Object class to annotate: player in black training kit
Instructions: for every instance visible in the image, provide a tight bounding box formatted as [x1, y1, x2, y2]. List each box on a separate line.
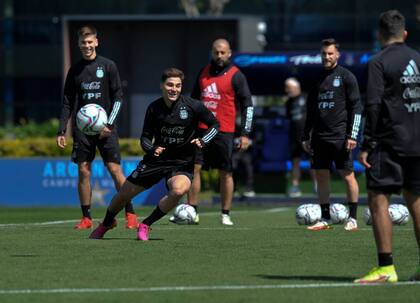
[89, 68, 219, 241]
[302, 38, 362, 231]
[56, 25, 138, 229]
[355, 10, 420, 283]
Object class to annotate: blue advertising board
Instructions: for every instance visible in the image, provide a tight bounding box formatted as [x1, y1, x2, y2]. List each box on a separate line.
[0, 157, 167, 207]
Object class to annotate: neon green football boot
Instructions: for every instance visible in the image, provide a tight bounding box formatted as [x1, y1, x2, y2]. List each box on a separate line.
[354, 265, 398, 283]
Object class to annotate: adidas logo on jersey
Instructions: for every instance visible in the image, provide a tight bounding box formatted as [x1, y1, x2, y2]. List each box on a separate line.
[400, 60, 420, 84]
[202, 83, 221, 100]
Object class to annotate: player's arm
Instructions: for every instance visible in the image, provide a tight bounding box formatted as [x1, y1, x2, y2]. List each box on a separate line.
[302, 86, 317, 152]
[191, 101, 220, 148]
[56, 68, 76, 149]
[232, 71, 253, 150]
[103, 61, 123, 137]
[344, 72, 363, 150]
[359, 58, 384, 168]
[140, 105, 165, 156]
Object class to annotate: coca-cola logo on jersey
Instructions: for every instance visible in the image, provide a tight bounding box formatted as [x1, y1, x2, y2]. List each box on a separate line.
[161, 126, 185, 135]
[403, 87, 420, 100]
[81, 81, 101, 90]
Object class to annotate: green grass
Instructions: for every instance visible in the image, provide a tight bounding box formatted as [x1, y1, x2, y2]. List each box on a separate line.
[0, 205, 419, 303]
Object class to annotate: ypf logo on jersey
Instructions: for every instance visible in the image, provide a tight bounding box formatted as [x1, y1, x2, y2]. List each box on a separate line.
[96, 66, 104, 78]
[400, 60, 420, 84]
[179, 107, 188, 119]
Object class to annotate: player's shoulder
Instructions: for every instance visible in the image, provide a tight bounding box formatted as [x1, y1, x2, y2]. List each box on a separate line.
[337, 65, 357, 81]
[180, 95, 201, 107]
[96, 55, 117, 67]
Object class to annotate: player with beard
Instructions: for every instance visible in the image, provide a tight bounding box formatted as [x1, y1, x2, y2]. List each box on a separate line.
[302, 38, 362, 232]
[89, 68, 219, 240]
[172, 38, 253, 226]
[355, 10, 420, 283]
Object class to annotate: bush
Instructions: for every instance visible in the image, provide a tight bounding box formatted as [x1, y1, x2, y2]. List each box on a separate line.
[0, 119, 60, 139]
[0, 138, 143, 157]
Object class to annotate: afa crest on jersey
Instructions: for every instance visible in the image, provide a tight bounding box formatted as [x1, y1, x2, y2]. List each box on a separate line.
[179, 108, 188, 119]
[333, 77, 341, 87]
[96, 67, 104, 78]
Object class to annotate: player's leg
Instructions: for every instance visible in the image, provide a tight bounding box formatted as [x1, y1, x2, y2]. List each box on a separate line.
[288, 157, 302, 197]
[187, 163, 202, 208]
[355, 145, 400, 283]
[76, 161, 93, 229]
[339, 169, 359, 231]
[354, 191, 397, 283]
[99, 132, 138, 228]
[220, 169, 234, 225]
[242, 152, 255, 197]
[140, 174, 192, 240]
[307, 140, 333, 230]
[89, 180, 144, 239]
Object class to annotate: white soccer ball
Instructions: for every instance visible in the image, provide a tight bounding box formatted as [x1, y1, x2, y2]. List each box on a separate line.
[173, 204, 197, 224]
[330, 203, 349, 224]
[363, 207, 372, 225]
[296, 203, 321, 225]
[389, 204, 410, 225]
[76, 103, 108, 135]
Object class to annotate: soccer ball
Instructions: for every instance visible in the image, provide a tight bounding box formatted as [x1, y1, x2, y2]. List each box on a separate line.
[173, 204, 197, 225]
[363, 204, 409, 226]
[296, 204, 321, 225]
[389, 204, 410, 225]
[329, 203, 349, 224]
[363, 207, 372, 225]
[76, 103, 108, 135]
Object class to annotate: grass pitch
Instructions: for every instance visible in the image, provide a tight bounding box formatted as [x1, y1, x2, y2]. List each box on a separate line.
[0, 205, 419, 303]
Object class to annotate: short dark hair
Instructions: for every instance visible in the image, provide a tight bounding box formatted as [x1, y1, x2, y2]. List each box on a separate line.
[77, 25, 97, 38]
[378, 10, 405, 40]
[321, 38, 339, 51]
[161, 68, 184, 82]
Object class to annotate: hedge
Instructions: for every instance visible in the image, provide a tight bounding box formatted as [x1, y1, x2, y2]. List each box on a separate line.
[0, 138, 144, 157]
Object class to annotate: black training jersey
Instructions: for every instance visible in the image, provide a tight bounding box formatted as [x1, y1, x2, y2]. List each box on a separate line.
[58, 55, 123, 134]
[140, 95, 219, 165]
[303, 65, 362, 142]
[286, 94, 306, 127]
[363, 42, 420, 156]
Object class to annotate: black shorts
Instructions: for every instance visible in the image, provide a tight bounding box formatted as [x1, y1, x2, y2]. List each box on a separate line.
[126, 160, 194, 189]
[311, 138, 353, 170]
[366, 144, 420, 195]
[71, 128, 121, 164]
[195, 131, 234, 172]
[289, 123, 305, 159]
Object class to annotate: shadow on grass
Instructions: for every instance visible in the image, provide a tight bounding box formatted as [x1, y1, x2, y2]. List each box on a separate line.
[256, 274, 352, 282]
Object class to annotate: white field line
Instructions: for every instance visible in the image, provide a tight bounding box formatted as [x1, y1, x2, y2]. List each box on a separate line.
[0, 281, 419, 295]
[0, 208, 290, 228]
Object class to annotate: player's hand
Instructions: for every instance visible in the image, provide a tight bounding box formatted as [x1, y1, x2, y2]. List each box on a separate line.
[191, 138, 203, 149]
[154, 146, 166, 156]
[302, 141, 311, 153]
[56, 135, 66, 149]
[346, 138, 357, 151]
[358, 150, 371, 169]
[237, 136, 250, 151]
[99, 126, 112, 139]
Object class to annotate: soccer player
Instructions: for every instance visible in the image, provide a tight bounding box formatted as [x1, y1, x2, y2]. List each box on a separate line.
[284, 77, 316, 197]
[56, 25, 138, 229]
[185, 38, 254, 225]
[89, 68, 219, 241]
[355, 10, 420, 283]
[302, 38, 362, 231]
